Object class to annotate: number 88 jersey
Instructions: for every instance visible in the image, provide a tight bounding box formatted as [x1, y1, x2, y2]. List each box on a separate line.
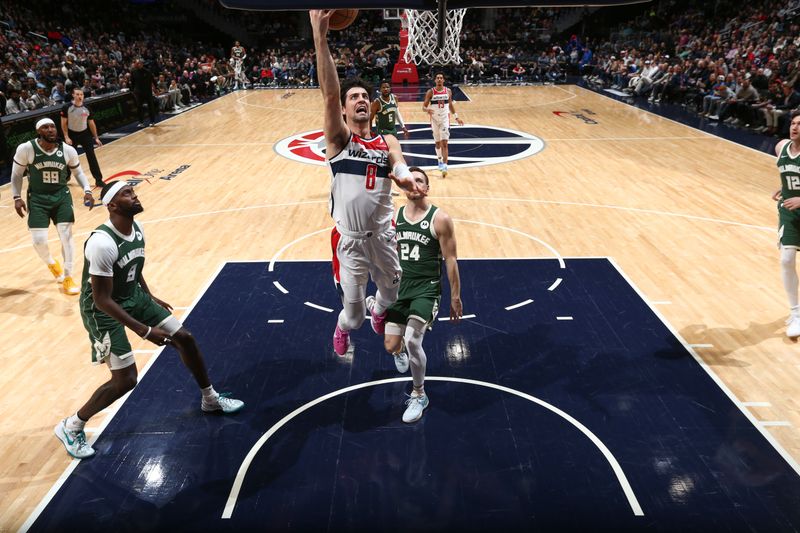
[394, 204, 442, 280]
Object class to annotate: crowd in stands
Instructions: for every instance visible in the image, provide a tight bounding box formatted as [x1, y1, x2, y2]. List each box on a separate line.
[5, 0, 800, 139]
[578, 0, 800, 137]
[0, 0, 233, 117]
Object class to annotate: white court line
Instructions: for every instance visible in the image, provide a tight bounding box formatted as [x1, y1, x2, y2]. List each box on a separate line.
[438, 314, 476, 321]
[267, 320, 284, 324]
[505, 299, 534, 311]
[556, 316, 574, 321]
[743, 402, 772, 407]
[273, 281, 289, 294]
[544, 135, 711, 142]
[689, 344, 714, 349]
[607, 257, 800, 478]
[548, 278, 563, 291]
[574, 84, 775, 160]
[268, 227, 331, 272]
[454, 219, 565, 269]
[1, 190, 775, 257]
[304, 302, 333, 313]
[220, 375, 643, 519]
[651, 301, 672, 305]
[19, 260, 229, 533]
[760, 421, 792, 427]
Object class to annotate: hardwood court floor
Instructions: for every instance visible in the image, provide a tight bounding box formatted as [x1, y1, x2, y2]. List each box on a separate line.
[1, 85, 797, 530]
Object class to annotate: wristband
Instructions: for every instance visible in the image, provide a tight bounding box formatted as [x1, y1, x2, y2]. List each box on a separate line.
[393, 162, 412, 180]
[454, 113, 459, 119]
[13, 196, 21, 200]
[141, 326, 152, 340]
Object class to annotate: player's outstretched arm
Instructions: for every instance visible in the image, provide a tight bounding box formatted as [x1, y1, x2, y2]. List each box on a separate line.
[311, 9, 349, 155]
[385, 135, 423, 194]
[436, 211, 462, 322]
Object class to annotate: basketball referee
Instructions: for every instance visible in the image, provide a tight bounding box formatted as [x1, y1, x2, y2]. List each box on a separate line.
[61, 87, 104, 187]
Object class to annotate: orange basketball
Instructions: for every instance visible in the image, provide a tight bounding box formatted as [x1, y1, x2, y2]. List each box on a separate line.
[329, 9, 358, 31]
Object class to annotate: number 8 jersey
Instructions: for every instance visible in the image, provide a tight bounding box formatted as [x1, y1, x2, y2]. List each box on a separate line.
[328, 133, 393, 232]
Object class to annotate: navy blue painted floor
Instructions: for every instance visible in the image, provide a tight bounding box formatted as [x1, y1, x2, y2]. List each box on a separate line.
[31, 259, 800, 531]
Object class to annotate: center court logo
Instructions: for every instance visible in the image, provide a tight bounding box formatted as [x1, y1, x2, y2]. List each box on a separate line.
[274, 123, 545, 170]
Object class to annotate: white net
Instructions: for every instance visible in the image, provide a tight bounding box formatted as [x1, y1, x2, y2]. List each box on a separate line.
[404, 8, 466, 65]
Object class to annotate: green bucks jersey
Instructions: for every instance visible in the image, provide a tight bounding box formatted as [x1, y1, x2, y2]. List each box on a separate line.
[395, 205, 442, 280]
[27, 140, 71, 196]
[375, 94, 400, 134]
[80, 222, 146, 310]
[778, 141, 800, 201]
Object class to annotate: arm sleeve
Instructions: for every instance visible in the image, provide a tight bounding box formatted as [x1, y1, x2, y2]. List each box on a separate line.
[84, 232, 118, 277]
[64, 144, 91, 192]
[60, 103, 69, 118]
[10, 143, 33, 197]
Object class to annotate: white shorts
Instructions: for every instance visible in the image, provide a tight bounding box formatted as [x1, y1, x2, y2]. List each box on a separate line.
[431, 116, 450, 142]
[331, 226, 402, 302]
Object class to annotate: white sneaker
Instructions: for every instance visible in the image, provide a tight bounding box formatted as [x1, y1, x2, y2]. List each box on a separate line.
[787, 315, 800, 337]
[394, 349, 409, 373]
[54, 419, 95, 459]
[202, 393, 245, 413]
[402, 393, 429, 423]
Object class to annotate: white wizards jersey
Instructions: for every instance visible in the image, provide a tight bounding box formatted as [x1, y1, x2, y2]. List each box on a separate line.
[430, 87, 450, 123]
[328, 133, 393, 232]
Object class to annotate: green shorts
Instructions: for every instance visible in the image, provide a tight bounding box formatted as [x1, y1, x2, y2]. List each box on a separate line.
[27, 189, 74, 229]
[778, 203, 800, 248]
[386, 278, 441, 327]
[80, 286, 178, 367]
[377, 127, 398, 137]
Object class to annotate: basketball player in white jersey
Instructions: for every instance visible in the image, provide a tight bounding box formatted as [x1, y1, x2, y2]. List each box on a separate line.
[422, 73, 464, 178]
[311, 10, 423, 356]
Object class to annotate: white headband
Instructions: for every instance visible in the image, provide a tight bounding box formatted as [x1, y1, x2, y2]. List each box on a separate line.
[35, 118, 55, 130]
[102, 181, 129, 206]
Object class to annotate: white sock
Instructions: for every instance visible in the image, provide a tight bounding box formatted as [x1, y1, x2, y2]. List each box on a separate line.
[780, 246, 799, 310]
[411, 386, 425, 397]
[435, 146, 442, 162]
[66, 413, 86, 432]
[30, 229, 53, 265]
[201, 385, 218, 402]
[56, 223, 74, 276]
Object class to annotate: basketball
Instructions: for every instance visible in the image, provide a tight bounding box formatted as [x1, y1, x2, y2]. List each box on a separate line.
[328, 9, 358, 31]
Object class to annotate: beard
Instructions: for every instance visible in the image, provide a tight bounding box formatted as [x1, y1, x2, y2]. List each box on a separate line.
[120, 203, 144, 217]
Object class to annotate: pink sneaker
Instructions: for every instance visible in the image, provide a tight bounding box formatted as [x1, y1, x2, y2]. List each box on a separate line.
[365, 295, 387, 335]
[333, 325, 350, 356]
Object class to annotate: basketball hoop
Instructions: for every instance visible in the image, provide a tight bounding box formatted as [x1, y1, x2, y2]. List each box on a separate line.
[403, 5, 466, 66]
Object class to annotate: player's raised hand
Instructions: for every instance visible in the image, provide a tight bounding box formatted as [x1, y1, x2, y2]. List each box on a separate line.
[309, 9, 335, 34]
